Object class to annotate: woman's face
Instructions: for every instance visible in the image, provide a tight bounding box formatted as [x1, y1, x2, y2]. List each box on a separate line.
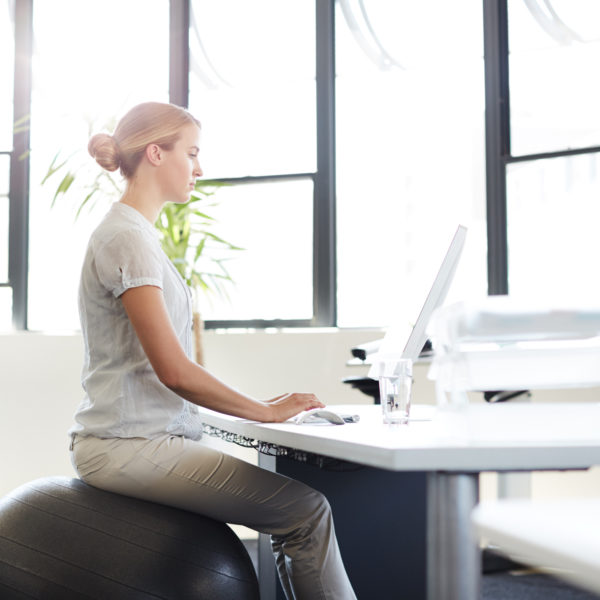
[160, 123, 203, 204]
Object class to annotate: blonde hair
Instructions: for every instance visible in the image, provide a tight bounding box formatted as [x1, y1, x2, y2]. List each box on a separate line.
[88, 102, 200, 179]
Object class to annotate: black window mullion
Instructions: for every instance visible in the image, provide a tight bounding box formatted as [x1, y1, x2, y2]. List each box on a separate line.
[483, 0, 510, 296]
[508, 145, 600, 164]
[206, 319, 313, 330]
[9, 0, 33, 330]
[314, 0, 336, 327]
[169, 0, 190, 108]
[202, 173, 315, 186]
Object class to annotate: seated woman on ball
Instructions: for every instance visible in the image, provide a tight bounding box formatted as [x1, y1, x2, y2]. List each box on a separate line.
[69, 101, 356, 600]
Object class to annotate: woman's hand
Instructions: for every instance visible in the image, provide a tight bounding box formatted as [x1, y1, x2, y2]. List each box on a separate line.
[263, 393, 325, 423]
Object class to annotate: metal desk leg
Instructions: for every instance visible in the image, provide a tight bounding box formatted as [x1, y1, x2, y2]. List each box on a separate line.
[427, 472, 481, 600]
[257, 455, 278, 600]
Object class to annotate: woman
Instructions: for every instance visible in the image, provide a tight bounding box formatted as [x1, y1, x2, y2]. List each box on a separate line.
[69, 101, 356, 600]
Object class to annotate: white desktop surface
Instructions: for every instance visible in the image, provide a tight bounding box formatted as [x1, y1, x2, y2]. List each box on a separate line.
[472, 498, 600, 595]
[198, 402, 600, 472]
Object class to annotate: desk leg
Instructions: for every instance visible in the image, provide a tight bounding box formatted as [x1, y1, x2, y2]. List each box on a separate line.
[427, 472, 480, 600]
[257, 456, 279, 600]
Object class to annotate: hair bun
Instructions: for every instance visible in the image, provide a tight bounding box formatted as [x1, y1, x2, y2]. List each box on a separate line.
[88, 133, 120, 172]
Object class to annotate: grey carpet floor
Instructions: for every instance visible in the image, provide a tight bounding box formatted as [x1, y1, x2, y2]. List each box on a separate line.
[243, 539, 600, 599]
[482, 571, 600, 600]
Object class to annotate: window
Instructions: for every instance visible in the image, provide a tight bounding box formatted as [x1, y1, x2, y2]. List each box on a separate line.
[504, 0, 600, 298]
[335, 1, 487, 327]
[0, 154, 8, 283]
[0, 0, 14, 330]
[507, 153, 600, 298]
[188, 1, 316, 179]
[26, 0, 169, 331]
[508, 0, 600, 156]
[196, 179, 314, 321]
[0, 0, 12, 151]
[187, 0, 316, 323]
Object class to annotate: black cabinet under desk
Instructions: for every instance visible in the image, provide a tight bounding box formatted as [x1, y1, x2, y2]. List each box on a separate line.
[258, 453, 428, 600]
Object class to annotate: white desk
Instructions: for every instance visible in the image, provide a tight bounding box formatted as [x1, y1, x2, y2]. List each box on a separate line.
[198, 402, 600, 600]
[472, 498, 600, 597]
[200, 402, 600, 470]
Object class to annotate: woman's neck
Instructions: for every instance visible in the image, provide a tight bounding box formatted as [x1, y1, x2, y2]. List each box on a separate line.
[120, 177, 164, 224]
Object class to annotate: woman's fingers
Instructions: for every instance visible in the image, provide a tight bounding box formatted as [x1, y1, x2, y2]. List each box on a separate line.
[264, 392, 325, 422]
[265, 393, 289, 404]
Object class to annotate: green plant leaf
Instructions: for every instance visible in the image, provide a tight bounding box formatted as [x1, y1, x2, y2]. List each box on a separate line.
[50, 172, 76, 208]
[190, 210, 216, 221]
[193, 238, 206, 262]
[13, 113, 30, 134]
[75, 188, 98, 220]
[41, 152, 70, 185]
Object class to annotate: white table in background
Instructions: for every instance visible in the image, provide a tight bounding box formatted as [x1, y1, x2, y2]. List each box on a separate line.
[472, 498, 600, 597]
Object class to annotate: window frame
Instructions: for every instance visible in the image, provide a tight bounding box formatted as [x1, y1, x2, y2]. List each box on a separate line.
[9, 0, 337, 331]
[0, 150, 13, 283]
[11, 0, 595, 330]
[483, 0, 600, 296]
[8, 0, 32, 330]
[177, 0, 337, 329]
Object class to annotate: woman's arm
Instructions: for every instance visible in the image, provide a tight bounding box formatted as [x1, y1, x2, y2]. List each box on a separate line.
[120, 285, 324, 422]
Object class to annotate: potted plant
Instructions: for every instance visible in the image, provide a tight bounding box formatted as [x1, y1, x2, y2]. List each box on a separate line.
[42, 135, 241, 365]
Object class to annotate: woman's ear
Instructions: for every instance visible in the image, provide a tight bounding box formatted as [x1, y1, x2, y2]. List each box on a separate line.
[145, 143, 163, 166]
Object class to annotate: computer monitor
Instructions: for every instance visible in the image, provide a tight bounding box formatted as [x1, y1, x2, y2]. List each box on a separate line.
[368, 224, 467, 376]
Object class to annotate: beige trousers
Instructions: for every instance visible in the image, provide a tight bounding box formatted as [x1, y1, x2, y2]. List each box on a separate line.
[70, 433, 356, 600]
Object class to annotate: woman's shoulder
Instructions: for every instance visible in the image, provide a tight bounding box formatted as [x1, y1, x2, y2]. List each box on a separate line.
[92, 203, 158, 248]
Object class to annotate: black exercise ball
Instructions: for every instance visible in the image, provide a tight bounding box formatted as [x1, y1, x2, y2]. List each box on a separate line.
[0, 476, 259, 599]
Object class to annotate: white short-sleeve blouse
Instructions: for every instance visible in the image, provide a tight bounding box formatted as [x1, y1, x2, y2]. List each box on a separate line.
[69, 202, 203, 440]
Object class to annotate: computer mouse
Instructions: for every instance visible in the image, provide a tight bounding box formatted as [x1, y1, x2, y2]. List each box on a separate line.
[295, 408, 346, 425]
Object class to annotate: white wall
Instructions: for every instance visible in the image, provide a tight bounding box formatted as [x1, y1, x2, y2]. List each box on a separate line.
[2, 330, 600, 503]
[0, 333, 85, 496]
[0, 328, 384, 497]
